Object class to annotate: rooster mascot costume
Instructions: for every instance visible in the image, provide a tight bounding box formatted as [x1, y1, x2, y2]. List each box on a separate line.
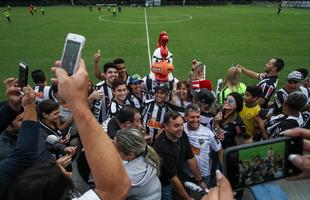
[143, 31, 178, 99]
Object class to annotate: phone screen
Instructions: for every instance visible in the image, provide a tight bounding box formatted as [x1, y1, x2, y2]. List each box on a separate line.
[61, 40, 81, 75]
[225, 137, 302, 190]
[18, 63, 28, 87]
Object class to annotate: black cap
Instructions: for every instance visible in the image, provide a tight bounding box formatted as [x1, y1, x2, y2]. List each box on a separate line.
[155, 83, 169, 93]
[193, 88, 214, 106]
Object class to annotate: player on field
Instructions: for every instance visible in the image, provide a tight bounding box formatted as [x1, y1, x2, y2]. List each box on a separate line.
[3, 10, 11, 23]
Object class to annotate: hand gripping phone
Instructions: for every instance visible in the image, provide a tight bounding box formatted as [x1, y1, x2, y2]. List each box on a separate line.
[60, 33, 85, 75]
[223, 136, 303, 190]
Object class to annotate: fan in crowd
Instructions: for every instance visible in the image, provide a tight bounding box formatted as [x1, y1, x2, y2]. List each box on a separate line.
[2, 41, 310, 200]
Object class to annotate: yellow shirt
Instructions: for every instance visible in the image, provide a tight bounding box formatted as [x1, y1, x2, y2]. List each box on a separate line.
[239, 102, 261, 137]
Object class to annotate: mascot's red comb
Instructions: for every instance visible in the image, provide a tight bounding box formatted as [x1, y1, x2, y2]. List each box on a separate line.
[157, 31, 169, 59]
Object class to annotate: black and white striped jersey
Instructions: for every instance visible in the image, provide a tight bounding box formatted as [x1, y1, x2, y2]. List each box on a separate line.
[33, 85, 53, 104]
[266, 113, 304, 138]
[92, 81, 113, 123]
[125, 91, 148, 111]
[141, 99, 171, 140]
[274, 86, 310, 113]
[107, 99, 124, 119]
[257, 74, 278, 108]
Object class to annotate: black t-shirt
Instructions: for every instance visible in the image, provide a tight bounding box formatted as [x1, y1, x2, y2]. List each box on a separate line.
[107, 118, 121, 139]
[153, 132, 194, 186]
[220, 116, 245, 149]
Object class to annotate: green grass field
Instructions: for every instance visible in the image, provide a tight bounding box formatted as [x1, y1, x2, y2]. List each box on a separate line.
[239, 141, 285, 161]
[1, 5, 310, 100]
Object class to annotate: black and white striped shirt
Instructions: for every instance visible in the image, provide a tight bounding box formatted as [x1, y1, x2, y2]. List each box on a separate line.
[257, 74, 278, 108]
[274, 86, 310, 114]
[266, 113, 304, 138]
[33, 85, 53, 104]
[107, 99, 124, 119]
[92, 81, 113, 123]
[142, 100, 171, 140]
[125, 91, 148, 111]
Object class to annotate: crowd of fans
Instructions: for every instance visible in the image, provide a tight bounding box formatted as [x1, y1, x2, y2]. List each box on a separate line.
[0, 54, 309, 200]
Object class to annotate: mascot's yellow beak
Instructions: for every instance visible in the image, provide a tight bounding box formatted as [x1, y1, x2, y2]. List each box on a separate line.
[151, 61, 174, 82]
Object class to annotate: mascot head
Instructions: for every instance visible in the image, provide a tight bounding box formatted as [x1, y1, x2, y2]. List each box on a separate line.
[151, 31, 174, 82]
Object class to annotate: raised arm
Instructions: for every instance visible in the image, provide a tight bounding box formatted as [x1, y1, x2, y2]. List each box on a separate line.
[0, 86, 39, 196]
[93, 52, 105, 80]
[237, 65, 260, 80]
[52, 59, 130, 200]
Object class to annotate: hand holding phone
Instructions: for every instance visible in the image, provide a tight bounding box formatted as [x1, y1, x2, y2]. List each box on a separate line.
[60, 33, 85, 75]
[224, 136, 303, 190]
[283, 128, 310, 180]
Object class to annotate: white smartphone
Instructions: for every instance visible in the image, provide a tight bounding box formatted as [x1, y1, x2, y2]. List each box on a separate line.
[18, 62, 29, 88]
[60, 33, 85, 75]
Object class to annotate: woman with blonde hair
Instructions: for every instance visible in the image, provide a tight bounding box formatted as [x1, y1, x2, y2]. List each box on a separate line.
[218, 66, 246, 107]
[114, 128, 161, 200]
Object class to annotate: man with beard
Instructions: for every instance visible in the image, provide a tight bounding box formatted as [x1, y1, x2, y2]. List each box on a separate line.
[237, 58, 284, 108]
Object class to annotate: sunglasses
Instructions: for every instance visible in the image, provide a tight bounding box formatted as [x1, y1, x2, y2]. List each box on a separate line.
[225, 96, 236, 105]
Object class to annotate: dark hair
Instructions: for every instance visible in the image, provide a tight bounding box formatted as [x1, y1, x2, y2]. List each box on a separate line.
[31, 69, 46, 84]
[246, 85, 262, 98]
[113, 58, 125, 65]
[177, 80, 192, 101]
[112, 78, 126, 91]
[8, 162, 75, 200]
[103, 62, 117, 73]
[164, 111, 182, 125]
[285, 91, 307, 111]
[37, 99, 59, 119]
[227, 92, 244, 113]
[296, 68, 308, 79]
[117, 105, 139, 124]
[274, 58, 284, 72]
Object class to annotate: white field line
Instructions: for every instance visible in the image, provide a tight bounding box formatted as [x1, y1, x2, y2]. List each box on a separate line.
[144, 8, 152, 69]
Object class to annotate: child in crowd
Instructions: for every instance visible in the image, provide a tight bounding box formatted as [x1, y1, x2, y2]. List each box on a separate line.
[126, 74, 148, 111]
[142, 84, 171, 143]
[239, 85, 262, 139]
